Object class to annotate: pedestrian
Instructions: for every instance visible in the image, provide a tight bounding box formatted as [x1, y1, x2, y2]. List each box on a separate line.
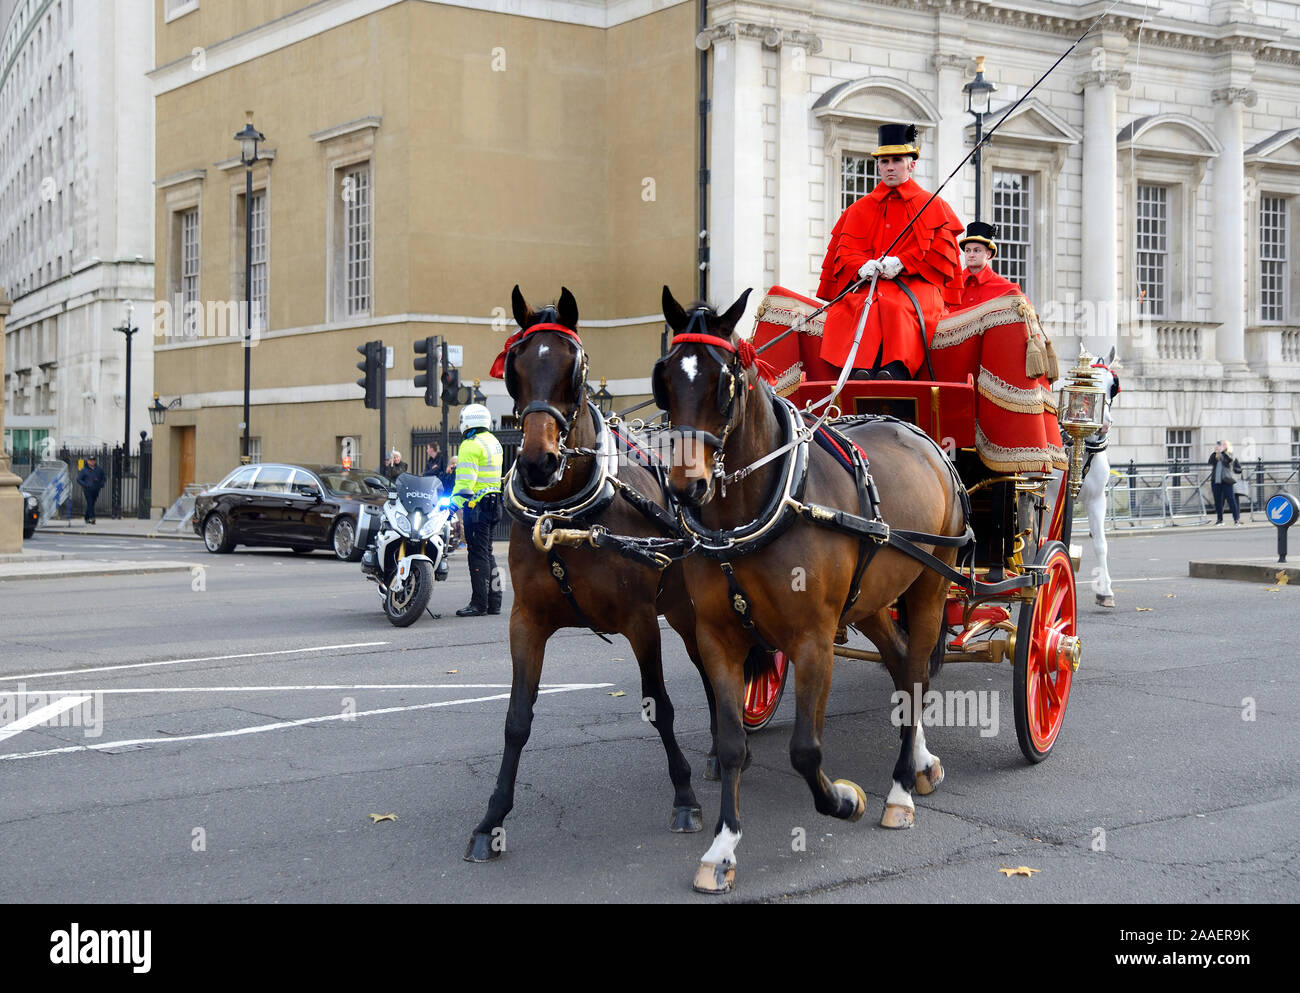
[816, 122, 965, 380]
[1208, 439, 1243, 526]
[76, 454, 105, 524]
[383, 448, 408, 482]
[422, 441, 447, 483]
[448, 404, 503, 616]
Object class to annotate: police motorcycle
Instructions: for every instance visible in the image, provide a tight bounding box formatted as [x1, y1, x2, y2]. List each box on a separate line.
[357, 472, 454, 626]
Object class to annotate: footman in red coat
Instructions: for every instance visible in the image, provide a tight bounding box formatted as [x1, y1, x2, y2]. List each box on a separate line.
[954, 220, 1022, 311]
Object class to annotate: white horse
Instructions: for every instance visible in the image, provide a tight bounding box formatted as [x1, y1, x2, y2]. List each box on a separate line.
[1074, 349, 1120, 608]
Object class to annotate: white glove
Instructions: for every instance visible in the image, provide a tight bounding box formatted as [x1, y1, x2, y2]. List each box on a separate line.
[857, 259, 881, 280]
[878, 256, 903, 279]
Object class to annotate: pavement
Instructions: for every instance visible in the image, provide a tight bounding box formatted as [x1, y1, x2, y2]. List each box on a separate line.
[38, 515, 199, 541]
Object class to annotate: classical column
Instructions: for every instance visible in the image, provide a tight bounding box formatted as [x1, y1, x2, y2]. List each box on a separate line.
[934, 52, 970, 221]
[699, 22, 766, 318]
[1212, 86, 1256, 374]
[777, 29, 822, 295]
[0, 293, 22, 553]
[1075, 66, 1130, 358]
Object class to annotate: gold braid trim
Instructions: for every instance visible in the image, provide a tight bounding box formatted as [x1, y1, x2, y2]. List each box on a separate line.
[931, 296, 1025, 350]
[977, 369, 1054, 415]
[975, 423, 1061, 474]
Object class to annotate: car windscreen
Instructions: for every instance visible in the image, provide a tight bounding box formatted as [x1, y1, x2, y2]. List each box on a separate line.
[393, 472, 443, 514]
[317, 471, 386, 498]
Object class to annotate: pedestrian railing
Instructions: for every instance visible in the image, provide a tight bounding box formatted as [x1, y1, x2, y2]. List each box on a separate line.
[1094, 459, 1300, 531]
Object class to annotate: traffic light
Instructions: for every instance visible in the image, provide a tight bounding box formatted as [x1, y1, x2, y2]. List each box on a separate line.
[440, 363, 460, 408]
[413, 336, 439, 406]
[356, 340, 381, 409]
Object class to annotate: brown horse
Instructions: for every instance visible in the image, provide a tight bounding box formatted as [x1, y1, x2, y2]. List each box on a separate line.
[464, 286, 718, 863]
[655, 285, 968, 894]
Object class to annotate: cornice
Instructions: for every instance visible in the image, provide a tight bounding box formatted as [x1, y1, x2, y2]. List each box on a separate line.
[697, 21, 822, 52]
[1073, 69, 1132, 93]
[1211, 86, 1259, 107]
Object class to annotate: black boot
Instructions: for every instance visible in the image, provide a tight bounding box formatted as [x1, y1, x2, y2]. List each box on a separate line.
[456, 604, 487, 617]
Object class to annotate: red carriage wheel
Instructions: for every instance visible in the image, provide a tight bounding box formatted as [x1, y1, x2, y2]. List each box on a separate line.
[743, 650, 789, 731]
[1013, 541, 1080, 763]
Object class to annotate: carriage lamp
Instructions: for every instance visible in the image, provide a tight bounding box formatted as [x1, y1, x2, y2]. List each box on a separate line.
[1058, 348, 1106, 497]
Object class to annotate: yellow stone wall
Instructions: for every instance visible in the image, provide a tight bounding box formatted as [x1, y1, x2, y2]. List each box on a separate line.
[152, 1, 695, 506]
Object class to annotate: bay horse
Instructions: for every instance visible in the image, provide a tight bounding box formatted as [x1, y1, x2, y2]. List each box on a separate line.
[464, 286, 718, 863]
[655, 285, 968, 894]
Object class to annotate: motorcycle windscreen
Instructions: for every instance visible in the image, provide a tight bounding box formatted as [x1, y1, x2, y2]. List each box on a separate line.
[393, 472, 443, 515]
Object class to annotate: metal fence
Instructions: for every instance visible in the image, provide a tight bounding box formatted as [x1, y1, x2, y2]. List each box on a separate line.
[1094, 459, 1300, 530]
[8, 441, 153, 520]
[410, 426, 523, 540]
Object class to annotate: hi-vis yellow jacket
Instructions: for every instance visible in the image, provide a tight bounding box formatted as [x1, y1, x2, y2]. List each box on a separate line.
[451, 430, 503, 510]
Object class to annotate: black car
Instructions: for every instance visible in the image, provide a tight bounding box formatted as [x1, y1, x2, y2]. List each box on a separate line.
[194, 463, 389, 560]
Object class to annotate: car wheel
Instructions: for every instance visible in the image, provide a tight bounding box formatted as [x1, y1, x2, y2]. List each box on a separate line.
[203, 512, 235, 554]
[332, 516, 361, 561]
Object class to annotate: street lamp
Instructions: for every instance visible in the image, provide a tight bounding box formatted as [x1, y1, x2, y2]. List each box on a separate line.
[593, 378, 615, 416]
[471, 378, 488, 406]
[149, 394, 183, 426]
[113, 300, 138, 455]
[234, 113, 265, 465]
[963, 56, 998, 223]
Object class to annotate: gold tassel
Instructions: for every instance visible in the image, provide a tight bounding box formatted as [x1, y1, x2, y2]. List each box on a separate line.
[1043, 334, 1061, 382]
[1025, 328, 1048, 379]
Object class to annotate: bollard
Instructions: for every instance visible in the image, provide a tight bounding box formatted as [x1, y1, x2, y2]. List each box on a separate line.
[1266, 493, 1300, 563]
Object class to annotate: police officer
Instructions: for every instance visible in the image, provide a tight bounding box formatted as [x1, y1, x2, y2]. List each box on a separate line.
[450, 404, 503, 616]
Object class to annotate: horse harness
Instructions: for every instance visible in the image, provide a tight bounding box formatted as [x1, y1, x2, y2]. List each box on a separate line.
[673, 392, 974, 654]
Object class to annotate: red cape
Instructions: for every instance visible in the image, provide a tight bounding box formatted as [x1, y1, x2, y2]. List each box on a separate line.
[816, 178, 964, 372]
[954, 263, 1022, 312]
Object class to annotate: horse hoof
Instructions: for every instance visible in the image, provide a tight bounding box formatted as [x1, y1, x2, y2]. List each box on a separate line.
[832, 779, 867, 822]
[692, 860, 735, 895]
[1096, 594, 1115, 608]
[914, 760, 944, 796]
[880, 803, 914, 830]
[703, 755, 720, 781]
[463, 832, 502, 862]
[670, 806, 703, 833]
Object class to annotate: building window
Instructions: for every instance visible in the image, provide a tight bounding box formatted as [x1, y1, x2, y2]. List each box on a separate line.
[246, 437, 262, 464]
[1292, 427, 1300, 465]
[1166, 428, 1192, 471]
[179, 207, 199, 335]
[340, 163, 371, 317]
[840, 153, 877, 211]
[1260, 195, 1288, 323]
[992, 170, 1032, 295]
[1136, 184, 1169, 318]
[238, 189, 268, 331]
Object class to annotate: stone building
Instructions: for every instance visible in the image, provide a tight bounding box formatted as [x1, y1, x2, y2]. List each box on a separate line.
[703, 0, 1300, 465]
[0, 0, 155, 458]
[147, 0, 696, 507]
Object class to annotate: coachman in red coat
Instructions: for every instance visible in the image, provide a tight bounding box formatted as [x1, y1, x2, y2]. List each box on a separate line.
[817, 123, 964, 379]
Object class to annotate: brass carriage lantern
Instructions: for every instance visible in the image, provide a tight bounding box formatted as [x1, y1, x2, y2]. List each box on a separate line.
[1058, 348, 1106, 497]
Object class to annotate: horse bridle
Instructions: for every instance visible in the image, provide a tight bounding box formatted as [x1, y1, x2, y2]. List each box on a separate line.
[652, 309, 744, 489]
[503, 308, 590, 473]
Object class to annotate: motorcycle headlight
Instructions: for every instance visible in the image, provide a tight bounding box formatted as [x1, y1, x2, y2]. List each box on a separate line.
[410, 509, 426, 533]
[418, 516, 441, 539]
[391, 511, 412, 535]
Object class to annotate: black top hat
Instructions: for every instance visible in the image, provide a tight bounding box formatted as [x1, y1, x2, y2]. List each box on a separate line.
[959, 220, 998, 256]
[87, 454, 97, 460]
[871, 123, 920, 159]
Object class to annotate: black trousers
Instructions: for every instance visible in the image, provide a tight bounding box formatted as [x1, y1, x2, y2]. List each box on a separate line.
[84, 488, 100, 522]
[1212, 481, 1240, 523]
[465, 495, 502, 610]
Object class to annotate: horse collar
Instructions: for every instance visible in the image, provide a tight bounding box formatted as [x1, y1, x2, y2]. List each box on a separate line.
[504, 400, 616, 527]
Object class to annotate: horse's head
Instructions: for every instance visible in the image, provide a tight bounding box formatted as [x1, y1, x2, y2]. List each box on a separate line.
[1089, 345, 1121, 431]
[500, 285, 586, 489]
[655, 284, 754, 508]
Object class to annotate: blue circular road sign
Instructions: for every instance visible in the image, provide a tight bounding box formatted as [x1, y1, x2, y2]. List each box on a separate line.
[1266, 493, 1299, 528]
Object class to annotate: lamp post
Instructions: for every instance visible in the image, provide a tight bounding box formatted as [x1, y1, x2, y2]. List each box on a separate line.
[234, 114, 265, 465]
[593, 378, 614, 417]
[113, 300, 138, 455]
[963, 56, 997, 223]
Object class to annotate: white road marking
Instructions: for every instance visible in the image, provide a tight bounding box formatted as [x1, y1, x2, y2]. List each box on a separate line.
[0, 696, 93, 744]
[0, 684, 615, 761]
[0, 684, 594, 696]
[0, 642, 390, 683]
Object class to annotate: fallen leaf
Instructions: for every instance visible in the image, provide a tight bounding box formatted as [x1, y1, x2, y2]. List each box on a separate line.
[368, 813, 397, 823]
[1032, 837, 1043, 842]
[999, 866, 1041, 878]
[610, 657, 625, 662]
[446, 669, 458, 674]
[609, 690, 626, 698]
[1265, 587, 1281, 593]
[1135, 607, 1153, 612]
[1165, 594, 1176, 598]
[1276, 571, 1290, 586]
